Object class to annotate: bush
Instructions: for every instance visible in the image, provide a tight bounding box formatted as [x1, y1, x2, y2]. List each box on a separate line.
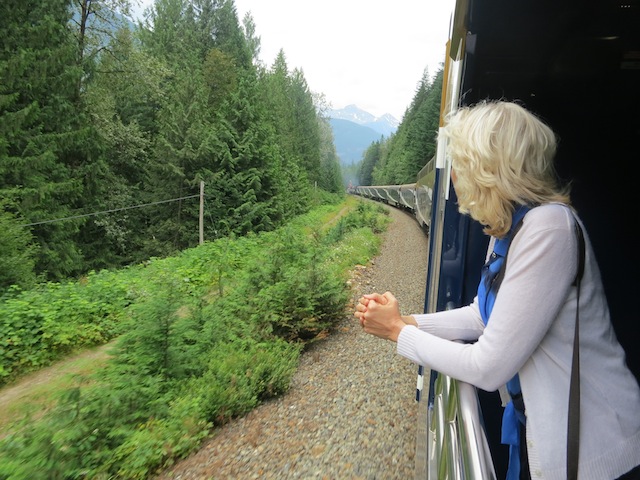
[0, 198, 389, 478]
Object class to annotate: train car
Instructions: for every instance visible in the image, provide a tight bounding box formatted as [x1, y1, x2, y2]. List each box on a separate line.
[417, 0, 640, 478]
[355, 0, 639, 477]
[414, 159, 435, 230]
[353, 157, 436, 231]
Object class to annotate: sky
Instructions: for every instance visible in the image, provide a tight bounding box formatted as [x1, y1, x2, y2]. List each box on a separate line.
[134, 0, 456, 121]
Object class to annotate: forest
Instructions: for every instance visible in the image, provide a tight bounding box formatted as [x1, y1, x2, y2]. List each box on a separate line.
[1, 0, 345, 289]
[0, 0, 445, 476]
[0, 0, 443, 291]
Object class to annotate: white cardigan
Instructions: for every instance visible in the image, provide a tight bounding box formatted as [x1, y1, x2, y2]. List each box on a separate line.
[397, 204, 640, 479]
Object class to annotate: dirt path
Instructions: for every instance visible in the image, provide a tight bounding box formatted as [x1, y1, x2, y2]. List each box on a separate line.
[0, 343, 114, 431]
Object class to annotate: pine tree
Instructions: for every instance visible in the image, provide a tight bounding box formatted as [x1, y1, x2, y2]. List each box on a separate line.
[0, 0, 89, 279]
[81, 26, 166, 267]
[317, 116, 344, 193]
[359, 141, 382, 186]
[367, 66, 444, 186]
[0, 204, 38, 291]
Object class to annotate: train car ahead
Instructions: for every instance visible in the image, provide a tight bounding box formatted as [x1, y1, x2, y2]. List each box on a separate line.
[419, 0, 640, 478]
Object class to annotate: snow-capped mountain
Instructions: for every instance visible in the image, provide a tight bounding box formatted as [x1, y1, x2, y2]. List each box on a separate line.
[328, 104, 399, 137]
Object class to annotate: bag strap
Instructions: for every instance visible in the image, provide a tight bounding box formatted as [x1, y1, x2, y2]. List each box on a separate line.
[567, 219, 585, 480]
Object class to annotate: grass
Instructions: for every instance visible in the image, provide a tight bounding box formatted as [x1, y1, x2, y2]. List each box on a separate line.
[0, 197, 361, 438]
[0, 343, 113, 436]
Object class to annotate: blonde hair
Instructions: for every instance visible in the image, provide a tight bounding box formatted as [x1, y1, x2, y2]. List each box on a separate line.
[440, 100, 571, 237]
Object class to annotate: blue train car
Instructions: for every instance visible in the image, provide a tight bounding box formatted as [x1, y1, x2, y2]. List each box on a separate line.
[418, 0, 640, 478]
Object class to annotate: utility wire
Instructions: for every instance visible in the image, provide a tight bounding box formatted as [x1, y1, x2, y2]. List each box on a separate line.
[20, 194, 201, 227]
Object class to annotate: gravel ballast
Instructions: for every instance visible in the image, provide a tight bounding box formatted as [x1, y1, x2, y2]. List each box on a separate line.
[156, 204, 430, 480]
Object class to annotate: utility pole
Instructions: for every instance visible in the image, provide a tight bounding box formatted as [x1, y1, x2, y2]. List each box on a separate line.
[199, 181, 204, 245]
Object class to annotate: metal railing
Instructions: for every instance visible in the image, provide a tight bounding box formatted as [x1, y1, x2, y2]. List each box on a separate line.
[416, 371, 496, 479]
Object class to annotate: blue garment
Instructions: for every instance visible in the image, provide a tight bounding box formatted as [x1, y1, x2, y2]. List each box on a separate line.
[477, 205, 530, 480]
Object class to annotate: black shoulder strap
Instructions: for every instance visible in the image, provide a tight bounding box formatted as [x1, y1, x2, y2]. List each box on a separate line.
[491, 208, 585, 479]
[567, 219, 585, 480]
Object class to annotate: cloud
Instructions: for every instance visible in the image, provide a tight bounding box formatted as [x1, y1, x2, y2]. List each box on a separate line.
[235, 0, 455, 120]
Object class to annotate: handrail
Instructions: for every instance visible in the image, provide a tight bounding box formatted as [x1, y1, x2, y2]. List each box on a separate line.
[416, 371, 497, 479]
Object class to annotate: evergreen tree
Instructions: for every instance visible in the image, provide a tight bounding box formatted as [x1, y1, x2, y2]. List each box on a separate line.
[368, 66, 443, 186]
[138, 0, 219, 253]
[206, 0, 252, 69]
[317, 115, 344, 193]
[0, 0, 90, 279]
[314, 92, 344, 192]
[241, 11, 261, 65]
[288, 69, 323, 185]
[262, 52, 328, 190]
[208, 92, 273, 233]
[402, 68, 442, 179]
[359, 141, 382, 186]
[0, 204, 38, 292]
[148, 60, 210, 252]
[81, 26, 166, 267]
[264, 52, 298, 159]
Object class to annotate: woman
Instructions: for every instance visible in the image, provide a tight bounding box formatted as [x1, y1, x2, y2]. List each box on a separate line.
[354, 101, 640, 480]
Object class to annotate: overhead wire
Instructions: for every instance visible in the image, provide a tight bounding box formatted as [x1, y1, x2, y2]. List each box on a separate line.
[20, 194, 201, 227]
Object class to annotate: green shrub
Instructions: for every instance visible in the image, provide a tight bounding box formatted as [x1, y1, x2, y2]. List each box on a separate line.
[0, 198, 389, 478]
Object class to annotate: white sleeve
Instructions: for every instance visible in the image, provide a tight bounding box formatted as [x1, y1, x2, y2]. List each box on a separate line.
[397, 205, 578, 391]
[412, 300, 484, 342]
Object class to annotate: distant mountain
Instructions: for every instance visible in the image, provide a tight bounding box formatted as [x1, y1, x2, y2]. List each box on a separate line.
[328, 105, 398, 166]
[329, 118, 382, 166]
[328, 104, 399, 137]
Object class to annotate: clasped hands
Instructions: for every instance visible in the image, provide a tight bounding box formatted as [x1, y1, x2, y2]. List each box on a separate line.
[354, 291, 413, 342]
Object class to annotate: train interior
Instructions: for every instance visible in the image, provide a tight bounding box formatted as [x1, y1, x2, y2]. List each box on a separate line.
[438, 0, 640, 475]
